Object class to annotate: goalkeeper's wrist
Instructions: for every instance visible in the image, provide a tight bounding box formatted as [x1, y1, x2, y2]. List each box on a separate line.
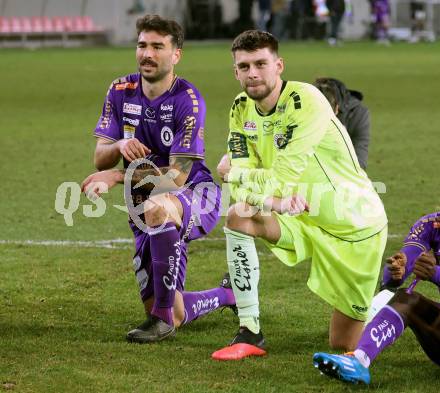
[227, 167, 249, 184]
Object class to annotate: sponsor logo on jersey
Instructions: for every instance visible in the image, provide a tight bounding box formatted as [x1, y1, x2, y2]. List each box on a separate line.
[244, 121, 257, 131]
[160, 104, 173, 111]
[115, 82, 138, 90]
[161, 126, 174, 147]
[247, 134, 258, 143]
[352, 304, 368, 313]
[122, 117, 139, 126]
[99, 100, 112, 129]
[229, 132, 249, 159]
[181, 115, 196, 148]
[123, 125, 135, 139]
[145, 107, 156, 119]
[263, 120, 274, 134]
[262, 120, 282, 135]
[277, 104, 286, 113]
[160, 113, 173, 122]
[198, 127, 204, 140]
[123, 103, 142, 115]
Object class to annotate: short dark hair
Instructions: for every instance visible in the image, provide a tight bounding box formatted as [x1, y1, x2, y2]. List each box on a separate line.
[136, 14, 184, 48]
[314, 78, 343, 112]
[231, 30, 278, 55]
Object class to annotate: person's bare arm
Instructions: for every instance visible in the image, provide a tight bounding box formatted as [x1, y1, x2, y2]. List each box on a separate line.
[82, 155, 194, 196]
[94, 137, 150, 170]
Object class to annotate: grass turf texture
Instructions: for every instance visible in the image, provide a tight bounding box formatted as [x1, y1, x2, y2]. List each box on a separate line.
[1, 41, 440, 392]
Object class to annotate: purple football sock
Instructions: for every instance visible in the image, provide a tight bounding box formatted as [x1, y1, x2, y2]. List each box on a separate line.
[356, 305, 405, 366]
[149, 222, 181, 326]
[182, 287, 235, 325]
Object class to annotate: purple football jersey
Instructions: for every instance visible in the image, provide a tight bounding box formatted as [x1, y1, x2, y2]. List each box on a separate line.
[94, 73, 214, 187]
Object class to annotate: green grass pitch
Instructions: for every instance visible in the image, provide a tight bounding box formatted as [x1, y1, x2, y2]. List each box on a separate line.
[1, 41, 440, 392]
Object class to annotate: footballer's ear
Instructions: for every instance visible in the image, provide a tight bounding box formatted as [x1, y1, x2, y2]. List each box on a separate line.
[276, 57, 284, 75]
[172, 48, 182, 65]
[234, 65, 239, 80]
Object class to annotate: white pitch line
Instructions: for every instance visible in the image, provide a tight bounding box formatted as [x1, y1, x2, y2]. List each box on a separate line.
[0, 233, 404, 250]
[0, 237, 225, 250]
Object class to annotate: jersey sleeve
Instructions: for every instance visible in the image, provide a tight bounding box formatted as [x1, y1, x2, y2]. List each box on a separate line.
[170, 88, 206, 159]
[94, 82, 122, 141]
[227, 97, 267, 206]
[382, 216, 433, 288]
[227, 86, 332, 207]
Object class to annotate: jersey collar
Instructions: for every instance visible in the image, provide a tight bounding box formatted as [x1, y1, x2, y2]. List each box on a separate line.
[254, 80, 287, 117]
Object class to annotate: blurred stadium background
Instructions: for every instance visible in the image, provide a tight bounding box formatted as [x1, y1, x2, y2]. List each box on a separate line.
[1, 0, 440, 392]
[1, 0, 440, 46]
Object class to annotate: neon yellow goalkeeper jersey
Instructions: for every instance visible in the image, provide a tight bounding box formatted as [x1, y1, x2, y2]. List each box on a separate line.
[227, 81, 387, 241]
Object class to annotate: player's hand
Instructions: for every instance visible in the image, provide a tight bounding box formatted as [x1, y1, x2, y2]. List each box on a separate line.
[81, 170, 124, 198]
[118, 138, 150, 162]
[265, 195, 309, 216]
[217, 154, 231, 181]
[385, 252, 407, 281]
[414, 252, 436, 281]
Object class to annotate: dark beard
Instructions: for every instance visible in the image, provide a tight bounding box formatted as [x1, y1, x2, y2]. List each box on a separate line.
[138, 64, 170, 84]
[244, 84, 272, 101]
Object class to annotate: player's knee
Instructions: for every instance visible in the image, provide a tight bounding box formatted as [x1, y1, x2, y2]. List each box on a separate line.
[225, 203, 256, 234]
[389, 288, 421, 317]
[144, 197, 169, 227]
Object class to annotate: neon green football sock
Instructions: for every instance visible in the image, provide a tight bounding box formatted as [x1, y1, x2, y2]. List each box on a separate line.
[224, 226, 260, 334]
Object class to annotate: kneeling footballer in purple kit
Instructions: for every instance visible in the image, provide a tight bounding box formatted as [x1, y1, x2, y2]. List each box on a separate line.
[81, 14, 235, 343]
[313, 212, 440, 384]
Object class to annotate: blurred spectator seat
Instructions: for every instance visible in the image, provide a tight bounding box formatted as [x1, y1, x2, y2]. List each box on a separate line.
[0, 17, 11, 33]
[0, 15, 107, 47]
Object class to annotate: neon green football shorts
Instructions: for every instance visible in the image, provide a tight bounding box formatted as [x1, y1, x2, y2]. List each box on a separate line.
[263, 214, 388, 321]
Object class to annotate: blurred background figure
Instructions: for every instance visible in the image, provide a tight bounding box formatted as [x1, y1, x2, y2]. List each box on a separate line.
[126, 0, 145, 15]
[370, 0, 391, 43]
[314, 77, 370, 170]
[257, 0, 272, 30]
[238, 0, 256, 30]
[270, 0, 291, 39]
[292, 0, 318, 39]
[409, 1, 434, 42]
[313, 0, 329, 39]
[326, 0, 345, 45]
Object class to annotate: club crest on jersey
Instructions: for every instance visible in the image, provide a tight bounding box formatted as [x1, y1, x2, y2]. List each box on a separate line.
[161, 126, 174, 147]
[243, 121, 257, 131]
[274, 124, 296, 149]
[123, 103, 142, 115]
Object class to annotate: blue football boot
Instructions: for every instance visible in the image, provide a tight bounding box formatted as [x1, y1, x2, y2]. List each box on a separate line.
[313, 352, 371, 384]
